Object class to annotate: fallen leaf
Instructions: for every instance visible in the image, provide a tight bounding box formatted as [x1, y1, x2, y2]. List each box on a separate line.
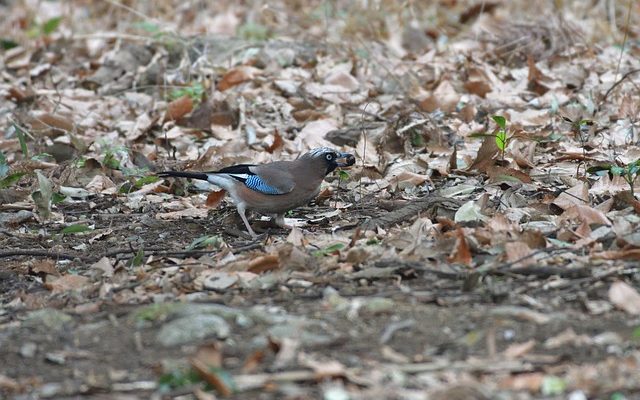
[206, 190, 226, 208]
[504, 339, 536, 359]
[266, 130, 284, 154]
[217, 65, 261, 91]
[164, 95, 193, 122]
[552, 182, 589, 210]
[447, 227, 472, 266]
[247, 254, 280, 274]
[45, 274, 90, 294]
[30, 260, 60, 277]
[609, 281, 640, 315]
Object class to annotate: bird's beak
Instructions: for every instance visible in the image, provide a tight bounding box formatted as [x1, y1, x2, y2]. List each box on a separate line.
[335, 152, 356, 167]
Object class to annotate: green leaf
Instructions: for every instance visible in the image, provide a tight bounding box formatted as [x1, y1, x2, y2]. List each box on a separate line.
[131, 248, 145, 267]
[312, 243, 345, 257]
[158, 368, 203, 391]
[52, 192, 66, 204]
[338, 170, 350, 181]
[610, 166, 625, 176]
[168, 82, 204, 102]
[587, 165, 613, 175]
[0, 152, 11, 179]
[0, 172, 26, 189]
[631, 326, 640, 340]
[31, 153, 53, 162]
[495, 129, 507, 151]
[411, 131, 423, 147]
[610, 393, 627, 400]
[186, 235, 222, 251]
[103, 151, 120, 170]
[133, 20, 161, 34]
[541, 376, 566, 396]
[237, 22, 270, 41]
[135, 175, 160, 189]
[61, 224, 91, 235]
[42, 17, 62, 35]
[14, 124, 28, 158]
[0, 38, 19, 50]
[492, 115, 507, 130]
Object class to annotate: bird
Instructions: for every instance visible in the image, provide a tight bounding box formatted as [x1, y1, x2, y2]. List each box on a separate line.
[157, 147, 356, 238]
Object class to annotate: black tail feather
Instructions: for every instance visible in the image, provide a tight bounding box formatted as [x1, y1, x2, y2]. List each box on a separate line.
[157, 171, 209, 181]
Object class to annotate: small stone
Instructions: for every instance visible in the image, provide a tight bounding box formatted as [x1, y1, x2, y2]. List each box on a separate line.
[203, 272, 238, 291]
[157, 314, 230, 347]
[45, 351, 66, 365]
[20, 342, 37, 358]
[23, 309, 73, 331]
[39, 382, 63, 398]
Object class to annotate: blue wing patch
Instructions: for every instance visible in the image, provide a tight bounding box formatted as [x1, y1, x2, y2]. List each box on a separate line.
[244, 175, 284, 195]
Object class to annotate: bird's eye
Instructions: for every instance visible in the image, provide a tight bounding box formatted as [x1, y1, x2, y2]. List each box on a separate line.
[325, 153, 334, 161]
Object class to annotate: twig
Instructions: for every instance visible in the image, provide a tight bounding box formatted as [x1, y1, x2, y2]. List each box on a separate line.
[595, 68, 640, 115]
[0, 249, 78, 260]
[0, 242, 263, 262]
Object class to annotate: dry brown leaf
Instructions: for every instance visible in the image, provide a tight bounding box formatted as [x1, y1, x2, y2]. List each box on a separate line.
[464, 80, 492, 98]
[45, 274, 90, 294]
[467, 135, 499, 172]
[29, 112, 74, 137]
[552, 182, 589, 210]
[499, 372, 544, 392]
[608, 281, 640, 315]
[527, 56, 550, 96]
[560, 204, 611, 226]
[292, 109, 325, 122]
[266, 130, 284, 154]
[247, 254, 280, 274]
[0, 373, 20, 392]
[217, 65, 261, 91]
[206, 190, 226, 208]
[419, 80, 459, 113]
[447, 227, 472, 266]
[299, 354, 346, 379]
[504, 339, 536, 359]
[286, 226, 306, 247]
[241, 349, 267, 373]
[393, 171, 429, 188]
[30, 260, 60, 277]
[544, 328, 592, 348]
[164, 95, 193, 122]
[189, 343, 230, 395]
[487, 165, 533, 184]
[504, 241, 534, 267]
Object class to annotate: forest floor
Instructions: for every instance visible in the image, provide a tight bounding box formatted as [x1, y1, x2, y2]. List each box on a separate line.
[1, 1, 640, 399]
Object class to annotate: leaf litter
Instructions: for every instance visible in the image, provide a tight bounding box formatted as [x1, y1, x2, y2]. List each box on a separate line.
[1, 0, 640, 399]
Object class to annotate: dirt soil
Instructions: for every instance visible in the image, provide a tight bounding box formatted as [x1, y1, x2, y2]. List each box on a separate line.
[2, 1, 640, 399]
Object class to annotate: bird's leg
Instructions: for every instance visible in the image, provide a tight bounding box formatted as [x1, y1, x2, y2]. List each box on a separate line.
[274, 213, 290, 229]
[236, 203, 257, 238]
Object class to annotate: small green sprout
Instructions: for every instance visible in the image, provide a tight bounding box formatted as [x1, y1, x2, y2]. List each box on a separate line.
[492, 115, 509, 161]
[588, 158, 640, 197]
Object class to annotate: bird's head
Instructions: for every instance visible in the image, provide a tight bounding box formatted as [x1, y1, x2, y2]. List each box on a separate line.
[302, 147, 356, 175]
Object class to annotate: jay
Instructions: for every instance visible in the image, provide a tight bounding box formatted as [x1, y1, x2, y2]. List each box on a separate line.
[158, 147, 356, 238]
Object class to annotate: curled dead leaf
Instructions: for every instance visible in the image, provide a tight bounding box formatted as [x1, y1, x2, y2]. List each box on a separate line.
[45, 274, 90, 294]
[447, 227, 472, 266]
[164, 95, 193, 122]
[266, 130, 284, 154]
[217, 65, 261, 91]
[206, 190, 226, 208]
[247, 254, 280, 274]
[608, 281, 640, 315]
